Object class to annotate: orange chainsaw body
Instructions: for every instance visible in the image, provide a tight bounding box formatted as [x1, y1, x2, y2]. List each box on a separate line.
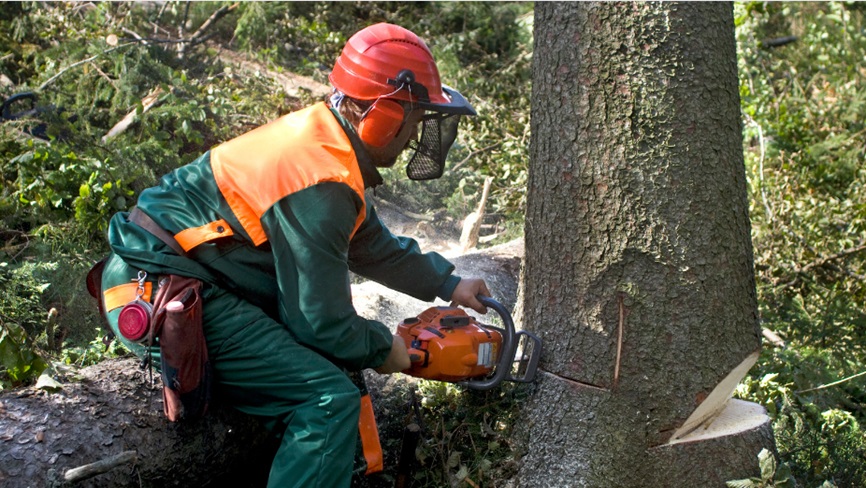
[397, 306, 502, 382]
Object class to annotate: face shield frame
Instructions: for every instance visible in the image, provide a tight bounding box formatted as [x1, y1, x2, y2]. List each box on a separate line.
[404, 85, 476, 181]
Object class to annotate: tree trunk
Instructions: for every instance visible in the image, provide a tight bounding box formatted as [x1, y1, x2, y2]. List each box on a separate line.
[515, 2, 774, 486]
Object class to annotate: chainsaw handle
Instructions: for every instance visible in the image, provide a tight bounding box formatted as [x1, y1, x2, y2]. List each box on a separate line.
[459, 295, 517, 391]
[407, 349, 425, 365]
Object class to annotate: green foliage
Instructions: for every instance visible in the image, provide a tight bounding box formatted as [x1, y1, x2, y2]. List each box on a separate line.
[0, 261, 51, 388]
[409, 380, 529, 487]
[0, 2, 304, 385]
[738, 0, 866, 352]
[738, 368, 866, 487]
[233, 2, 350, 76]
[59, 329, 128, 368]
[2, 139, 131, 233]
[736, 3, 866, 486]
[0, 216, 112, 387]
[727, 448, 796, 488]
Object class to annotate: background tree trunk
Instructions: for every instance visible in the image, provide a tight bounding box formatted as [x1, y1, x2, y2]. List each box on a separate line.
[515, 2, 775, 486]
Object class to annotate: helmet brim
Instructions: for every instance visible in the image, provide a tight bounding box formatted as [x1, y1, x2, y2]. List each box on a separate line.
[418, 85, 476, 116]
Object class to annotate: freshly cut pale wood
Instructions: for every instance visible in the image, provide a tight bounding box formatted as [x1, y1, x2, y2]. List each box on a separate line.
[459, 176, 494, 253]
[102, 87, 164, 142]
[666, 399, 769, 446]
[670, 350, 761, 442]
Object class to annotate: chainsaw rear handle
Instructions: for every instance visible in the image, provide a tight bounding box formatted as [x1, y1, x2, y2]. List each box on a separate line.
[460, 295, 542, 391]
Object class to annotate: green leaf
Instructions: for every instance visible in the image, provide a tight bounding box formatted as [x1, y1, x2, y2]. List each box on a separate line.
[757, 448, 777, 482]
[446, 450, 461, 468]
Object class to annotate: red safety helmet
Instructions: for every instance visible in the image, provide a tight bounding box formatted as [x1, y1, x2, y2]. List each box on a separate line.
[331, 23, 475, 180]
[329, 23, 475, 115]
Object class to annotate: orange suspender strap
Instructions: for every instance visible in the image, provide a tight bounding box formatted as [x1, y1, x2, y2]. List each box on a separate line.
[174, 218, 234, 252]
[130, 206, 234, 254]
[358, 393, 384, 475]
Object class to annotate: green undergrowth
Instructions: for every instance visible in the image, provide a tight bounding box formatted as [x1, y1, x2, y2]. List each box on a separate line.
[354, 378, 532, 488]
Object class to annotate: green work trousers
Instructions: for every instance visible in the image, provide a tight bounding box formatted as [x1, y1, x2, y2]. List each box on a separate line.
[101, 254, 360, 488]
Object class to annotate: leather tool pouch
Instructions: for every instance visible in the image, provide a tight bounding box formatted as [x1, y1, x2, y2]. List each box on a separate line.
[150, 275, 211, 422]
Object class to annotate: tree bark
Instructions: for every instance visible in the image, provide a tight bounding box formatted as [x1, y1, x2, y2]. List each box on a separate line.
[0, 358, 274, 487]
[515, 2, 774, 486]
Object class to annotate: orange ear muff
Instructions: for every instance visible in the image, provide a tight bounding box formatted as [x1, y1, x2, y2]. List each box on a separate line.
[358, 99, 405, 147]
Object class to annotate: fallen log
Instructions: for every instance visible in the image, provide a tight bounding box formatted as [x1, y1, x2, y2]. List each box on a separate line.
[0, 358, 273, 487]
[0, 240, 524, 487]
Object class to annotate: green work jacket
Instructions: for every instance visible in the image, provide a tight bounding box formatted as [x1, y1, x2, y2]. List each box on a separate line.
[107, 102, 459, 371]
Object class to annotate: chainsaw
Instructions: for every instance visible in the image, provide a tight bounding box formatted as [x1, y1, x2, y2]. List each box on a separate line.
[397, 295, 542, 390]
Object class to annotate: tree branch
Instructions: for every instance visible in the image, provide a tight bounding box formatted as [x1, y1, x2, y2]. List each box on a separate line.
[190, 3, 239, 45]
[88, 61, 117, 88]
[797, 370, 866, 394]
[778, 240, 866, 288]
[178, 2, 239, 58]
[798, 242, 866, 274]
[64, 451, 137, 483]
[450, 142, 503, 173]
[102, 86, 165, 142]
[368, 195, 434, 221]
[121, 26, 149, 46]
[38, 43, 135, 91]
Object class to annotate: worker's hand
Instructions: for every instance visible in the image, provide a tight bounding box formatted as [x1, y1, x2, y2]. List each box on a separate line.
[450, 278, 491, 314]
[374, 335, 411, 374]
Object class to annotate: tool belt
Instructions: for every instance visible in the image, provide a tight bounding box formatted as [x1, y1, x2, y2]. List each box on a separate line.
[86, 207, 211, 422]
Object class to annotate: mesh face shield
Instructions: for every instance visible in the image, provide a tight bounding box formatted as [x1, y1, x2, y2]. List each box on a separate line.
[404, 84, 473, 181]
[405, 113, 462, 181]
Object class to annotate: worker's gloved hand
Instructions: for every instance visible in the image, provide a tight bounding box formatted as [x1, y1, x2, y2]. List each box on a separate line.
[450, 277, 491, 314]
[375, 335, 411, 374]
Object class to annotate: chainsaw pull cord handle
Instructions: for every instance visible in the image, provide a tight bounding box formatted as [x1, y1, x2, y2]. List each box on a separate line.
[459, 295, 517, 391]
